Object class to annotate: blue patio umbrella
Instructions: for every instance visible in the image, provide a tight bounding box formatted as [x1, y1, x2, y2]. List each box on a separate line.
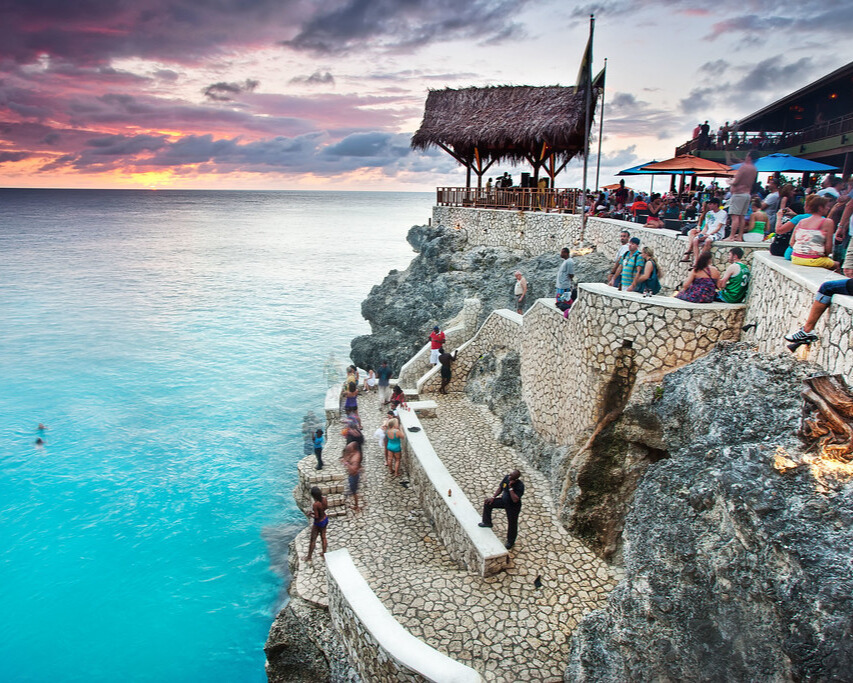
[730, 153, 840, 173]
[617, 161, 661, 175]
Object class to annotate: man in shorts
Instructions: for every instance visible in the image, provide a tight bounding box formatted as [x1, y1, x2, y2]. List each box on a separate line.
[728, 150, 759, 241]
[428, 326, 445, 365]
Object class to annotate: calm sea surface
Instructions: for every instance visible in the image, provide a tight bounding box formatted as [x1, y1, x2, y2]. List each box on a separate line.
[0, 189, 433, 682]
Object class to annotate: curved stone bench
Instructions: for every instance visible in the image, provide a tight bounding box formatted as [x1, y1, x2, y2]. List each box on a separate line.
[325, 385, 341, 421]
[744, 252, 852, 382]
[325, 548, 484, 683]
[396, 407, 510, 576]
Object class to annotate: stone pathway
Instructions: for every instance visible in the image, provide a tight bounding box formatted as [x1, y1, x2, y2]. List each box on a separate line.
[291, 389, 619, 682]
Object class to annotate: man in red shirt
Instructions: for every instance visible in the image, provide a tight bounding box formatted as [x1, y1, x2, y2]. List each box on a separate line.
[631, 195, 650, 217]
[429, 326, 445, 365]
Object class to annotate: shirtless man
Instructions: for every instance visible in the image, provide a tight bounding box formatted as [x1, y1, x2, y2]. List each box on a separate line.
[728, 150, 759, 241]
[341, 440, 363, 512]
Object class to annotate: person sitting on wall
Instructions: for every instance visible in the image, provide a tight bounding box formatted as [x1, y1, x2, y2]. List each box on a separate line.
[716, 247, 751, 303]
[789, 195, 840, 271]
[785, 247, 853, 347]
[681, 197, 727, 265]
[389, 385, 406, 410]
[479, 469, 525, 550]
[674, 250, 720, 303]
[643, 193, 665, 228]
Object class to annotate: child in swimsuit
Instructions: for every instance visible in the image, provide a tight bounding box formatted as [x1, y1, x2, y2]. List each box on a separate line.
[303, 486, 328, 562]
[385, 418, 405, 477]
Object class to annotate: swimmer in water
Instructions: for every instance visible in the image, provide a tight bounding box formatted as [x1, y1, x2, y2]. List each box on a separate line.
[38, 424, 47, 431]
[35, 437, 45, 446]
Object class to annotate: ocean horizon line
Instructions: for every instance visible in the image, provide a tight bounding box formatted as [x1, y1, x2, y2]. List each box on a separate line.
[0, 186, 435, 194]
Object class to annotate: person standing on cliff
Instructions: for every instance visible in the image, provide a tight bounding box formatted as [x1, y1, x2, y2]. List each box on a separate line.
[514, 271, 528, 314]
[556, 247, 575, 298]
[341, 440, 363, 513]
[479, 470, 525, 549]
[429, 326, 445, 365]
[376, 360, 392, 409]
[438, 346, 458, 394]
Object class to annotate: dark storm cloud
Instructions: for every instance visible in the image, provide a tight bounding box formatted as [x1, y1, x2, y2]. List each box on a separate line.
[699, 60, 729, 78]
[321, 131, 409, 162]
[280, 0, 528, 54]
[85, 134, 167, 155]
[2, 0, 529, 67]
[680, 55, 818, 115]
[26, 128, 455, 178]
[203, 79, 260, 102]
[0, 150, 31, 163]
[153, 69, 180, 81]
[289, 71, 335, 86]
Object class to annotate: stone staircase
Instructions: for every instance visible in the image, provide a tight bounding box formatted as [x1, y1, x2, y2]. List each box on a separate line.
[295, 456, 349, 518]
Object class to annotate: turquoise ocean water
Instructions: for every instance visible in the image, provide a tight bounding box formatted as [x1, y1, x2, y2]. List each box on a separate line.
[0, 189, 433, 682]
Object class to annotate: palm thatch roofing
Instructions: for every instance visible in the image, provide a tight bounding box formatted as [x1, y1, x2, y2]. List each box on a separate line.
[411, 85, 597, 165]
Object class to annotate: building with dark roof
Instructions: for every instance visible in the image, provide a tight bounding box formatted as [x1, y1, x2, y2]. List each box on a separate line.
[676, 61, 853, 174]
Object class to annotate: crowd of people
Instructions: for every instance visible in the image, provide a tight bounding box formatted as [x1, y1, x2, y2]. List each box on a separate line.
[300, 336, 524, 560]
[589, 164, 853, 276]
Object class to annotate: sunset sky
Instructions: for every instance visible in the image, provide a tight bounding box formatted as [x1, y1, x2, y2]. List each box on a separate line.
[1, 0, 850, 191]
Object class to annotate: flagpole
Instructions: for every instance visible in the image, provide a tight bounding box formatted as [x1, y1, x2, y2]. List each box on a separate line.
[594, 57, 607, 194]
[580, 14, 594, 244]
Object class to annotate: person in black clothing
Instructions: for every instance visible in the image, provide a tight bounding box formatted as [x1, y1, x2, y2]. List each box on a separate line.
[479, 469, 524, 549]
[437, 346, 458, 394]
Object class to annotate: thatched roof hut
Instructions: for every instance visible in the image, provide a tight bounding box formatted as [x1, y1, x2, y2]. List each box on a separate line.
[411, 85, 598, 186]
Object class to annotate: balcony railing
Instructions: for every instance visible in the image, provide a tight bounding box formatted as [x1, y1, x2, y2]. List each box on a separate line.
[435, 187, 581, 213]
[675, 113, 853, 157]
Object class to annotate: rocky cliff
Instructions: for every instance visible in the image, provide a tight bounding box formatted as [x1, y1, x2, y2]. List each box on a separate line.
[350, 224, 610, 371]
[558, 343, 853, 681]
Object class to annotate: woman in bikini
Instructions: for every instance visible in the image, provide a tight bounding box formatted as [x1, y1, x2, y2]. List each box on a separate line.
[385, 418, 405, 477]
[302, 486, 328, 562]
[789, 195, 839, 271]
[343, 382, 360, 427]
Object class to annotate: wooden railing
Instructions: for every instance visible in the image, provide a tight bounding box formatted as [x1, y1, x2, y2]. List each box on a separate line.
[675, 113, 853, 157]
[436, 187, 581, 213]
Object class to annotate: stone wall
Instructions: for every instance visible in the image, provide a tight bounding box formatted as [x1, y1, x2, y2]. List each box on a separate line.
[520, 286, 746, 447]
[325, 549, 484, 683]
[398, 299, 483, 387]
[433, 208, 769, 292]
[396, 407, 510, 576]
[419, 309, 523, 395]
[743, 252, 853, 382]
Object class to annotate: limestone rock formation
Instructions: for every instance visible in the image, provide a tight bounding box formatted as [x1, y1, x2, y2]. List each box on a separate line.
[264, 546, 358, 683]
[565, 343, 853, 681]
[350, 224, 611, 371]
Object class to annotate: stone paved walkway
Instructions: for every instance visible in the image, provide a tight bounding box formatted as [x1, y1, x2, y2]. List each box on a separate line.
[292, 389, 619, 682]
